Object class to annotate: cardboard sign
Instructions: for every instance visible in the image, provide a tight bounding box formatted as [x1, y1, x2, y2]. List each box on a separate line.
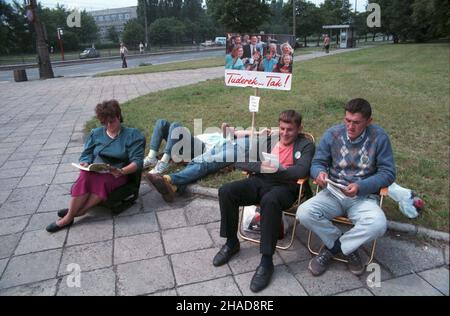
[225, 70, 292, 91]
[249, 96, 260, 112]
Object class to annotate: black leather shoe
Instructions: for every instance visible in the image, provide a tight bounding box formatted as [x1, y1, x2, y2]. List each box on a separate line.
[250, 265, 274, 293]
[213, 243, 240, 267]
[57, 208, 69, 218]
[46, 219, 74, 233]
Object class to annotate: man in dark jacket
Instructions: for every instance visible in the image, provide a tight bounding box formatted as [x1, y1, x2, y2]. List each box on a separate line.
[213, 110, 315, 293]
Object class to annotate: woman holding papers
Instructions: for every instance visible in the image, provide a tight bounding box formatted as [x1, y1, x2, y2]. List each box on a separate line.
[46, 100, 145, 233]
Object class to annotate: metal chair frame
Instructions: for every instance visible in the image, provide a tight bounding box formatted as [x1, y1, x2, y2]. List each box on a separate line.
[306, 186, 388, 264]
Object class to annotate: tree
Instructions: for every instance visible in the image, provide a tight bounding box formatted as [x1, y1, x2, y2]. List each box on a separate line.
[320, 0, 352, 25]
[261, 0, 289, 34]
[123, 18, 145, 48]
[206, 0, 271, 33]
[0, 0, 34, 54]
[284, 0, 322, 47]
[149, 17, 185, 45]
[107, 26, 119, 44]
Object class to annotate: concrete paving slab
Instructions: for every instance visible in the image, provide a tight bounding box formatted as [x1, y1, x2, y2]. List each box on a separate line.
[114, 232, 163, 265]
[52, 172, 79, 185]
[66, 219, 113, 246]
[0, 185, 47, 218]
[148, 289, 178, 296]
[14, 229, 66, 255]
[373, 236, 445, 276]
[57, 267, 116, 296]
[177, 276, 242, 296]
[157, 208, 187, 230]
[58, 240, 113, 276]
[370, 273, 443, 296]
[0, 215, 29, 235]
[0, 279, 57, 296]
[0, 234, 21, 259]
[205, 221, 222, 247]
[0, 258, 7, 276]
[114, 212, 159, 238]
[171, 248, 231, 286]
[335, 288, 374, 296]
[0, 249, 61, 289]
[289, 260, 365, 296]
[184, 198, 221, 225]
[276, 238, 312, 264]
[235, 265, 308, 296]
[418, 267, 449, 295]
[162, 225, 213, 254]
[117, 256, 174, 296]
[227, 242, 283, 275]
[0, 167, 28, 179]
[26, 211, 60, 231]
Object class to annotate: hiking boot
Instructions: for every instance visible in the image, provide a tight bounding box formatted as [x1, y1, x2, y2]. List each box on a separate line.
[149, 161, 169, 174]
[346, 250, 365, 275]
[308, 248, 334, 276]
[143, 156, 158, 169]
[145, 173, 176, 202]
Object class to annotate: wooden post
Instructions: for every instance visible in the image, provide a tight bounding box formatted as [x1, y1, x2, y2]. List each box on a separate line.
[250, 88, 259, 148]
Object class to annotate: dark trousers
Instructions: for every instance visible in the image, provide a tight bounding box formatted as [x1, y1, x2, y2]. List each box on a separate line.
[121, 54, 127, 68]
[218, 177, 297, 255]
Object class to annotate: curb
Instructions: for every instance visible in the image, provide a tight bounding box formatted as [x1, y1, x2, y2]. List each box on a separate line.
[187, 184, 450, 243]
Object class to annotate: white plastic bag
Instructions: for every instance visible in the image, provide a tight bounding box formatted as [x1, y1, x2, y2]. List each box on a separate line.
[242, 205, 260, 233]
[242, 206, 291, 238]
[388, 183, 424, 219]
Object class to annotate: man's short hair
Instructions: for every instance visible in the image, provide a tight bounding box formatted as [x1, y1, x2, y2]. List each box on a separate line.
[279, 110, 302, 127]
[345, 98, 372, 119]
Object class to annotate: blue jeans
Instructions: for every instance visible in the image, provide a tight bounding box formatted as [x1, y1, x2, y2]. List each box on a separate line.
[169, 137, 250, 187]
[149, 119, 203, 159]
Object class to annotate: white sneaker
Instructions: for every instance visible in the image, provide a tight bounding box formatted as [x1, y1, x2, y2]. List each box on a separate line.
[143, 156, 158, 169]
[149, 161, 169, 174]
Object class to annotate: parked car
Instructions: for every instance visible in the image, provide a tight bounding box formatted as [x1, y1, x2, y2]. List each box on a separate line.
[200, 40, 214, 47]
[214, 37, 227, 46]
[79, 48, 100, 59]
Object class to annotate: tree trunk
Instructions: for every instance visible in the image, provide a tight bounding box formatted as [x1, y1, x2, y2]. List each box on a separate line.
[31, 0, 54, 79]
[304, 36, 307, 47]
[372, 33, 376, 41]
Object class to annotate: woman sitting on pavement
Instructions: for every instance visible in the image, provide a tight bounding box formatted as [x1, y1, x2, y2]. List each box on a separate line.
[46, 100, 145, 233]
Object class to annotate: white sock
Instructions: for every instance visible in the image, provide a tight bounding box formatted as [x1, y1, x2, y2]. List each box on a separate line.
[161, 154, 171, 163]
[148, 150, 158, 159]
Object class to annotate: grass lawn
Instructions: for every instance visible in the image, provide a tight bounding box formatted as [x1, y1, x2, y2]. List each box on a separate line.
[86, 43, 449, 232]
[96, 57, 224, 77]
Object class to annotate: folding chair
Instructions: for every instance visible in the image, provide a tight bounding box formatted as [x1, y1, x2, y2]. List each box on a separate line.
[237, 132, 315, 250]
[306, 186, 388, 264]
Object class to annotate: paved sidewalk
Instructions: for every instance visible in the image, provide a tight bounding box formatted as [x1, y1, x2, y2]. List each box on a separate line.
[0, 48, 448, 296]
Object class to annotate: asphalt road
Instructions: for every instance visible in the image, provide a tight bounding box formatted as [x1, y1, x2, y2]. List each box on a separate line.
[0, 49, 224, 82]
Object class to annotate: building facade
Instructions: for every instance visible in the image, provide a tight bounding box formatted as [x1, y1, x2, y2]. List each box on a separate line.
[88, 6, 137, 43]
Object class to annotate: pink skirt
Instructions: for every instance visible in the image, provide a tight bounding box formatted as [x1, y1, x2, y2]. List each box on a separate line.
[71, 171, 129, 201]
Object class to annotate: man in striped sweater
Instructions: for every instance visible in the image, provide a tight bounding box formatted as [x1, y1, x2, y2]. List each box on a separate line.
[297, 98, 396, 276]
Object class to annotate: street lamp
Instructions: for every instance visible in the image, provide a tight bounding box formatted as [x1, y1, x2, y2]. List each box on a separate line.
[57, 27, 65, 61]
